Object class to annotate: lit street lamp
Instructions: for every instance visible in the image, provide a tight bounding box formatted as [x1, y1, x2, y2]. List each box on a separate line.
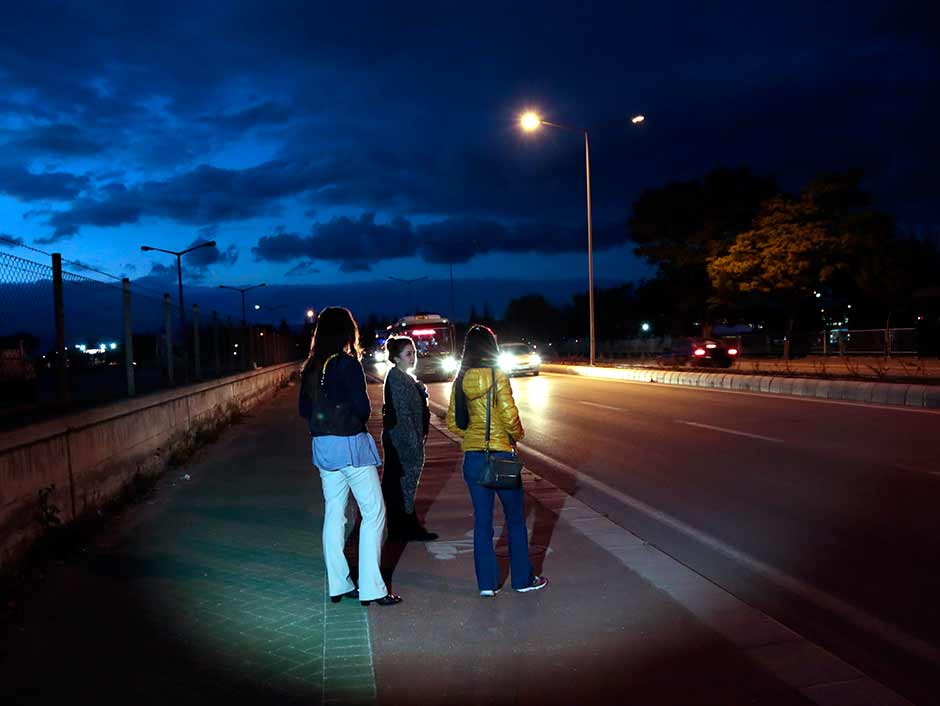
[140, 240, 217, 381]
[519, 110, 645, 366]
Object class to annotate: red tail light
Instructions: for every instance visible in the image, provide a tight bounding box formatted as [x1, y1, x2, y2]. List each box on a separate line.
[410, 328, 435, 336]
[727, 348, 739, 356]
[693, 348, 707, 356]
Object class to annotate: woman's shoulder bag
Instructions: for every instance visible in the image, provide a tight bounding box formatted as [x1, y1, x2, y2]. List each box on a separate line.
[478, 368, 523, 489]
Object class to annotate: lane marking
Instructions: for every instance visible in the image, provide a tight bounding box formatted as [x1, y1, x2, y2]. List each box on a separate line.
[517, 441, 940, 671]
[540, 371, 940, 416]
[580, 400, 624, 412]
[893, 463, 940, 477]
[676, 420, 784, 443]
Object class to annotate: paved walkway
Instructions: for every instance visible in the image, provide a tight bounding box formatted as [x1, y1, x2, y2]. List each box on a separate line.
[0, 381, 916, 705]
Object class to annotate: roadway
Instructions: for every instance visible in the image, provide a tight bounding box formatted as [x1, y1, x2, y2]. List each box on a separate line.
[422, 371, 940, 703]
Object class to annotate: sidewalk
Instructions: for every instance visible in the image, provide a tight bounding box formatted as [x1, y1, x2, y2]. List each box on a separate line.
[0, 382, 914, 705]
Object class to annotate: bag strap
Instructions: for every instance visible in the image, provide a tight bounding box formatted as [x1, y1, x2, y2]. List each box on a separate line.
[483, 368, 493, 452]
[485, 368, 518, 455]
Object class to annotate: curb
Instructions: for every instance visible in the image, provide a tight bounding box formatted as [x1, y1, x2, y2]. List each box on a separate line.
[540, 363, 940, 409]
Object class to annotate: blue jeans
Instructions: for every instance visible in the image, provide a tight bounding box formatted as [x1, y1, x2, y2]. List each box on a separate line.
[462, 451, 533, 590]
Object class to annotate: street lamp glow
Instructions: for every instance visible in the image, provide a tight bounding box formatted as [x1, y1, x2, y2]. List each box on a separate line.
[631, 115, 645, 124]
[254, 304, 261, 310]
[306, 309, 315, 318]
[520, 111, 542, 132]
[641, 322, 651, 333]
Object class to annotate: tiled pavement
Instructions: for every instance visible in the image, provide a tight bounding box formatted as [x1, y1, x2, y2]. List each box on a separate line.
[0, 384, 375, 706]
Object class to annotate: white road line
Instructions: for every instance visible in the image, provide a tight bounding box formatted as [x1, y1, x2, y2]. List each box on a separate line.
[541, 371, 940, 416]
[580, 400, 624, 412]
[893, 463, 940, 477]
[517, 441, 940, 671]
[676, 420, 784, 443]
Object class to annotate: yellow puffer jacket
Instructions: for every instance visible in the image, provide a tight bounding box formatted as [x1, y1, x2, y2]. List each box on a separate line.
[446, 367, 524, 452]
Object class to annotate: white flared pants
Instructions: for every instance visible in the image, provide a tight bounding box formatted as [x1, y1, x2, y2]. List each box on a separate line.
[319, 464, 388, 601]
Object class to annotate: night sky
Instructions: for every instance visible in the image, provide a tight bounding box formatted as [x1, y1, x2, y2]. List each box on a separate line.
[0, 1, 936, 320]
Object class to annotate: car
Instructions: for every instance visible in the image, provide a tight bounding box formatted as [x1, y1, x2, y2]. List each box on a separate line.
[657, 338, 739, 368]
[498, 342, 542, 376]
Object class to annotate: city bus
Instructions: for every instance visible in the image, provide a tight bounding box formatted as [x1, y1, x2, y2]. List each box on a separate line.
[385, 313, 458, 381]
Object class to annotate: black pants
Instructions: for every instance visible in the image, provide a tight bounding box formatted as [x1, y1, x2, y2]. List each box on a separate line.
[381, 431, 407, 533]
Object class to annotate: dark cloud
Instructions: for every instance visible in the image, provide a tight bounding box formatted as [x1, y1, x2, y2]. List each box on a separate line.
[252, 214, 415, 272]
[0, 165, 89, 202]
[0, 233, 25, 247]
[284, 261, 320, 277]
[7, 123, 106, 156]
[199, 101, 294, 132]
[252, 213, 626, 270]
[183, 238, 239, 268]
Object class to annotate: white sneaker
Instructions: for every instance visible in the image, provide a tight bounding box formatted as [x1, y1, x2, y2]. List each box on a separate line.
[479, 588, 500, 597]
[515, 575, 548, 593]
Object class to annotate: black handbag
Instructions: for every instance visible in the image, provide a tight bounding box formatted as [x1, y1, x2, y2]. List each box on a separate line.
[478, 368, 523, 490]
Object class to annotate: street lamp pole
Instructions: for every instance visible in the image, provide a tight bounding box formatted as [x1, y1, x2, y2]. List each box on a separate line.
[141, 240, 216, 381]
[519, 111, 644, 366]
[387, 275, 428, 315]
[218, 283, 267, 326]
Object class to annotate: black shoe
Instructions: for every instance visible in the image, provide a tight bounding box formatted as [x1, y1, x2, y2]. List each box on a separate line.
[330, 589, 359, 603]
[361, 593, 402, 606]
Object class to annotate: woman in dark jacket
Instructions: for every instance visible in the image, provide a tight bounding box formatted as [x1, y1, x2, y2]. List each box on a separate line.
[299, 307, 401, 607]
[381, 335, 436, 541]
[446, 325, 547, 596]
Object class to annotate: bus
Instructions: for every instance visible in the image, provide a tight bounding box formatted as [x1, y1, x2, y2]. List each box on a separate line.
[385, 313, 458, 381]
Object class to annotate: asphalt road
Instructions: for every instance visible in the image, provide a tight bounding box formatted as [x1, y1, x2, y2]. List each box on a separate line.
[423, 371, 940, 703]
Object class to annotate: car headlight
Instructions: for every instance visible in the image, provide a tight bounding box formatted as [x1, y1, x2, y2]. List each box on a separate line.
[530, 354, 541, 365]
[441, 355, 458, 372]
[498, 353, 515, 371]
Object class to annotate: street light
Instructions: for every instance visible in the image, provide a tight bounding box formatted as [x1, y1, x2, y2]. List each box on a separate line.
[140, 239, 217, 381]
[387, 275, 428, 315]
[519, 110, 645, 365]
[218, 283, 267, 325]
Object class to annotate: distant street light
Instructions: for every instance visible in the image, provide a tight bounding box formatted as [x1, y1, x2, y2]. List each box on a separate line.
[641, 322, 651, 333]
[140, 239, 217, 381]
[387, 275, 428, 315]
[519, 110, 645, 365]
[218, 283, 266, 325]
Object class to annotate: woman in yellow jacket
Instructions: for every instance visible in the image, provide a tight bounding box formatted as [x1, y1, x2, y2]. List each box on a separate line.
[447, 325, 548, 596]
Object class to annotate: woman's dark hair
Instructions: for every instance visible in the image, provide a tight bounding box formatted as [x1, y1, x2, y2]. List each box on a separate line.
[459, 324, 499, 369]
[303, 306, 361, 377]
[385, 335, 414, 364]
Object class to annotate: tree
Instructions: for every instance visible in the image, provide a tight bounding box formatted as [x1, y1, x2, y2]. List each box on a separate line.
[503, 294, 561, 341]
[629, 167, 779, 332]
[707, 191, 856, 358]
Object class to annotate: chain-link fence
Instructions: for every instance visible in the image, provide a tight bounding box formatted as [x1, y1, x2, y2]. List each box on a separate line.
[0, 249, 302, 430]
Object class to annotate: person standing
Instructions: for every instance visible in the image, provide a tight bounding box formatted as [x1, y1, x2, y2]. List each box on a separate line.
[446, 324, 547, 597]
[299, 306, 402, 607]
[381, 335, 437, 541]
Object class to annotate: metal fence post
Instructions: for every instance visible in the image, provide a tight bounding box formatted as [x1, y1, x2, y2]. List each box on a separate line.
[164, 293, 174, 385]
[52, 253, 69, 402]
[212, 310, 221, 377]
[123, 278, 135, 396]
[822, 329, 828, 356]
[192, 304, 201, 380]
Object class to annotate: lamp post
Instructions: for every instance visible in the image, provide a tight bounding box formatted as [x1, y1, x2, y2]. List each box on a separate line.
[387, 275, 428, 315]
[520, 110, 644, 366]
[218, 283, 267, 325]
[140, 240, 216, 381]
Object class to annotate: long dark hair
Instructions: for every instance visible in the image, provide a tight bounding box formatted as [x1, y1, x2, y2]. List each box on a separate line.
[459, 324, 499, 370]
[303, 306, 361, 378]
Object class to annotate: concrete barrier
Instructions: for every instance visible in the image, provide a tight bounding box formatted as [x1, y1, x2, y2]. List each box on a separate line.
[539, 362, 939, 409]
[0, 362, 300, 572]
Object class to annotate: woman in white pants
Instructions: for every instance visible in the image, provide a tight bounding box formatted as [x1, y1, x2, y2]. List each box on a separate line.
[299, 307, 402, 607]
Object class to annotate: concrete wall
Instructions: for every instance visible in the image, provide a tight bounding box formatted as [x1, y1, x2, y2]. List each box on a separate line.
[0, 362, 300, 572]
